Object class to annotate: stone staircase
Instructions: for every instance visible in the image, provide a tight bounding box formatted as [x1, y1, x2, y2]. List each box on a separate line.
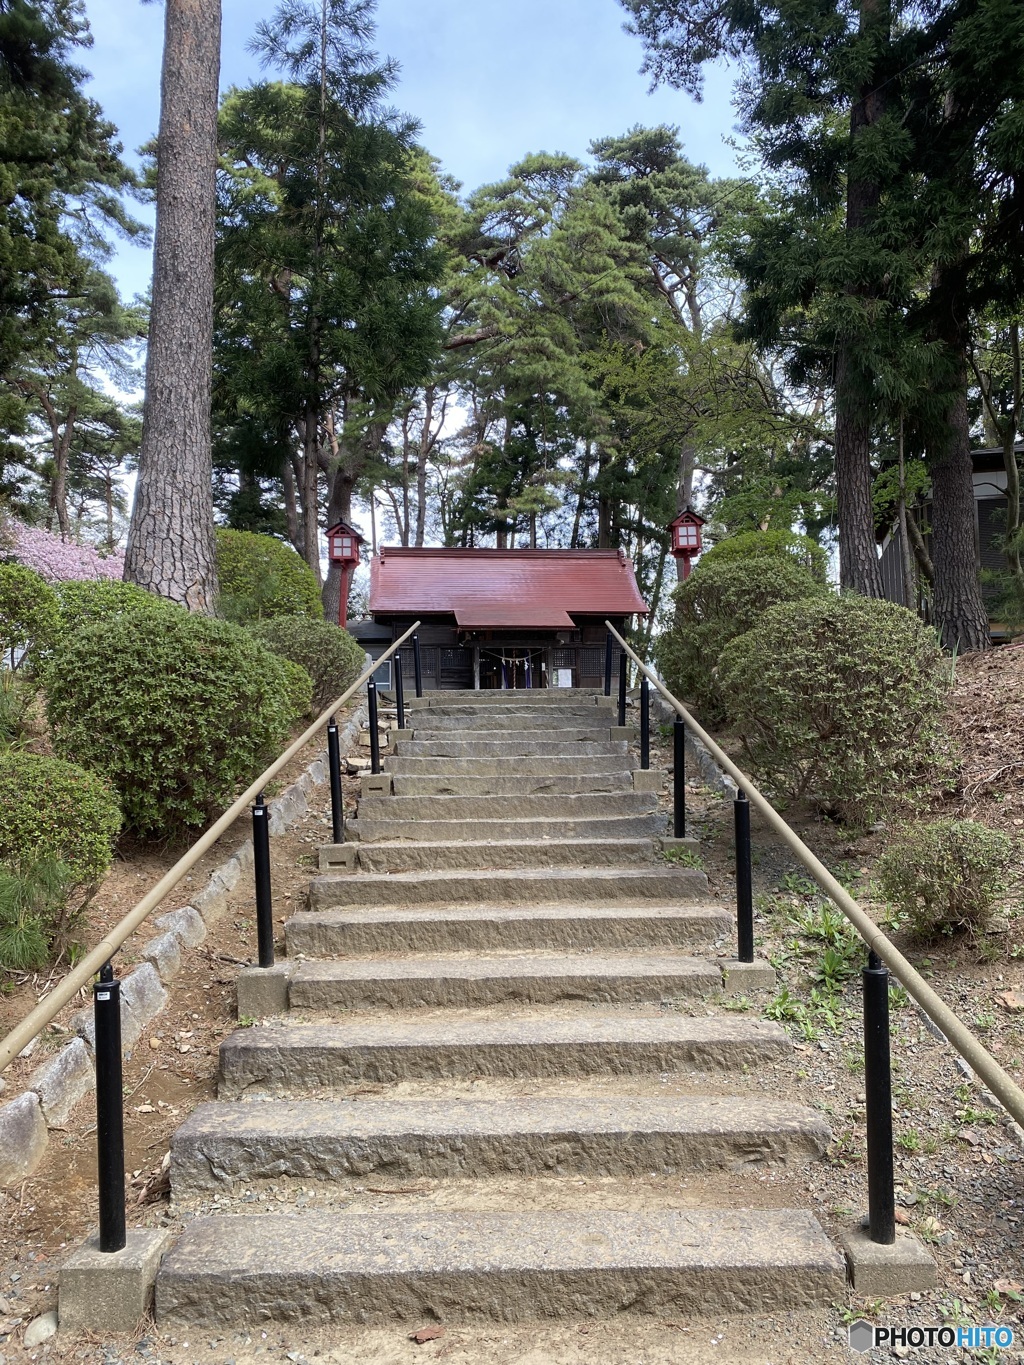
[153, 688, 846, 1330]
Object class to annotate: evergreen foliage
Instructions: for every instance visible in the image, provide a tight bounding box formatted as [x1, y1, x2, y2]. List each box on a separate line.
[249, 614, 366, 713]
[0, 749, 120, 884]
[215, 529, 323, 623]
[877, 819, 1013, 936]
[0, 562, 58, 667]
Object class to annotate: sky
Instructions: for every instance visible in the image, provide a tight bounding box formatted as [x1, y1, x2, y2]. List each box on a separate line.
[81, 0, 741, 302]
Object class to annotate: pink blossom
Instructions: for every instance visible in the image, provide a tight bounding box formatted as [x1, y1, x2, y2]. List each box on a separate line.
[8, 523, 126, 582]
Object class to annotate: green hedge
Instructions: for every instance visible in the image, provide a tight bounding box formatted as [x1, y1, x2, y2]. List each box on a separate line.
[699, 530, 829, 582]
[718, 595, 952, 823]
[0, 563, 59, 668]
[44, 610, 295, 838]
[877, 819, 1013, 936]
[0, 751, 121, 885]
[249, 615, 366, 713]
[215, 529, 323, 623]
[51, 578, 178, 636]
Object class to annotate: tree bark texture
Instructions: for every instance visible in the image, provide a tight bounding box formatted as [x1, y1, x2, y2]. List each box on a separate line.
[930, 385, 991, 651]
[125, 0, 221, 612]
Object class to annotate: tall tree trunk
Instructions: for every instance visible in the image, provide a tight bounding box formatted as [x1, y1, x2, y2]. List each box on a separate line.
[414, 386, 434, 547]
[124, 0, 221, 611]
[930, 383, 990, 651]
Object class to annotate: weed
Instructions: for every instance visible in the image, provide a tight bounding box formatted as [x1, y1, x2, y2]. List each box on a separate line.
[662, 846, 703, 869]
[843, 1047, 865, 1074]
[888, 983, 910, 1010]
[236, 1016, 257, 1028]
[896, 1128, 922, 1153]
[778, 871, 818, 898]
[721, 995, 752, 1012]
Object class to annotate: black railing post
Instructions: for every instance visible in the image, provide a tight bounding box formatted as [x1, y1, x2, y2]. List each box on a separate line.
[327, 716, 344, 845]
[617, 651, 628, 727]
[734, 790, 754, 963]
[604, 634, 613, 696]
[253, 792, 274, 968]
[864, 949, 896, 1245]
[94, 961, 126, 1253]
[367, 678, 381, 775]
[639, 675, 650, 770]
[395, 653, 406, 729]
[673, 715, 686, 839]
[412, 634, 423, 698]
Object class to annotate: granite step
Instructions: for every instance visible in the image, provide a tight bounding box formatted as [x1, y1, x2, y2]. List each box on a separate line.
[353, 838, 660, 874]
[353, 812, 665, 844]
[391, 735, 623, 756]
[416, 688, 608, 707]
[390, 772, 635, 797]
[356, 792, 659, 821]
[217, 1015, 792, 1094]
[156, 1208, 845, 1326]
[287, 952, 723, 1012]
[309, 866, 707, 910]
[385, 755, 636, 776]
[170, 1095, 832, 1196]
[406, 708, 614, 730]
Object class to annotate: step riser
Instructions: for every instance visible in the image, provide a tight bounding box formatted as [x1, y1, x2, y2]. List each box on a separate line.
[218, 1026, 789, 1095]
[156, 1210, 845, 1326]
[354, 816, 665, 843]
[289, 968, 721, 1013]
[353, 840, 657, 874]
[285, 911, 730, 957]
[391, 773, 634, 796]
[417, 689, 607, 706]
[392, 736, 622, 756]
[386, 756, 635, 775]
[357, 793, 658, 820]
[309, 869, 707, 909]
[407, 711, 613, 731]
[171, 1102, 831, 1197]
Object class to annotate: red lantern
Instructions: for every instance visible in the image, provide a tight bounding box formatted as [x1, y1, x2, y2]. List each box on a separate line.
[326, 520, 364, 629]
[668, 507, 705, 580]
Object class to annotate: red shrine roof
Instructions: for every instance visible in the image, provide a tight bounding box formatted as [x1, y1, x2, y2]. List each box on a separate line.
[369, 548, 649, 629]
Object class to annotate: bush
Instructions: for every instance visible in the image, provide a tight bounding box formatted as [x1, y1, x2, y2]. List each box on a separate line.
[718, 595, 952, 823]
[215, 529, 323, 624]
[876, 819, 1013, 936]
[51, 578, 179, 636]
[249, 615, 366, 713]
[44, 610, 295, 838]
[0, 563, 59, 669]
[277, 657, 315, 721]
[0, 858, 79, 970]
[656, 555, 826, 725]
[699, 530, 829, 583]
[0, 751, 121, 885]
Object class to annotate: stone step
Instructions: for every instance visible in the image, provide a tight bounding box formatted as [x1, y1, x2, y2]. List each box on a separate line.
[417, 688, 607, 706]
[391, 772, 635, 797]
[353, 813, 666, 843]
[392, 735, 623, 756]
[309, 866, 707, 910]
[407, 708, 613, 730]
[170, 1095, 832, 1196]
[385, 754, 636, 776]
[353, 838, 659, 874]
[288, 952, 723, 1012]
[285, 904, 732, 957]
[357, 792, 659, 820]
[217, 1015, 791, 1094]
[156, 1207, 845, 1327]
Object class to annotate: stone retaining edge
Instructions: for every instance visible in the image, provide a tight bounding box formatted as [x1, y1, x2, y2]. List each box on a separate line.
[0, 706, 366, 1186]
[648, 691, 737, 799]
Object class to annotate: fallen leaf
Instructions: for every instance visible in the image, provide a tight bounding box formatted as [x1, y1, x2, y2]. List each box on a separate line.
[410, 1326, 445, 1344]
[994, 1279, 1022, 1294]
[997, 990, 1024, 1012]
[894, 1208, 911, 1226]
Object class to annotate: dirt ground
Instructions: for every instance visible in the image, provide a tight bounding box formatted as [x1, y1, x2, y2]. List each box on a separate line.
[1, 676, 1024, 1365]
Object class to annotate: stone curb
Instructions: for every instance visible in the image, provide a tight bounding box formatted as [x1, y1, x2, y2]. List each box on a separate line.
[649, 691, 737, 798]
[0, 705, 366, 1187]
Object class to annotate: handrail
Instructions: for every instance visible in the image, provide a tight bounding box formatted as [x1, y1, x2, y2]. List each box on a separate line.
[0, 620, 422, 1073]
[606, 619, 1024, 1130]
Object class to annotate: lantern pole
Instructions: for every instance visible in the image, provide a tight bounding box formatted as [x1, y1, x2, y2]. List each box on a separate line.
[338, 562, 350, 630]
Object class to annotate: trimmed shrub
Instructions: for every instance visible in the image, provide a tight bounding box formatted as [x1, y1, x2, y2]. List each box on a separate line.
[51, 578, 179, 636]
[876, 819, 1013, 936]
[249, 615, 366, 713]
[278, 657, 315, 721]
[215, 529, 323, 624]
[718, 595, 952, 823]
[699, 530, 829, 583]
[0, 563, 60, 669]
[44, 610, 295, 838]
[0, 751, 121, 885]
[655, 555, 826, 725]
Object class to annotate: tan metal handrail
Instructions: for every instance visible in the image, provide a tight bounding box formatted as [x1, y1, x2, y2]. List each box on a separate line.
[0, 620, 422, 1073]
[606, 619, 1024, 1130]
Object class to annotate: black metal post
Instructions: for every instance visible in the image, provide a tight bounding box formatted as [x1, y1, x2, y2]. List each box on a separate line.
[395, 653, 406, 729]
[327, 716, 344, 845]
[639, 675, 650, 770]
[253, 792, 274, 968]
[617, 651, 628, 727]
[734, 790, 754, 963]
[864, 949, 896, 1245]
[604, 634, 613, 696]
[368, 679, 381, 775]
[412, 634, 423, 698]
[673, 715, 686, 839]
[94, 962, 126, 1253]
